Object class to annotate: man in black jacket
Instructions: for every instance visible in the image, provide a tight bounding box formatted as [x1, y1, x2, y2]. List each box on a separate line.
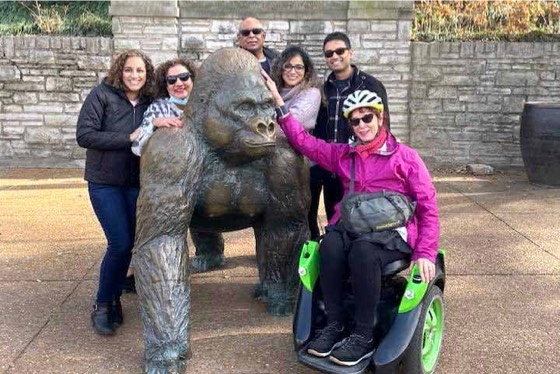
[309, 31, 390, 239]
[237, 17, 278, 74]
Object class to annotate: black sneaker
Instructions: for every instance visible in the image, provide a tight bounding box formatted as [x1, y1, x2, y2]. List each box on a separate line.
[306, 322, 345, 358]
[329, 334, 375, 366]
[91, 303, 115, 335]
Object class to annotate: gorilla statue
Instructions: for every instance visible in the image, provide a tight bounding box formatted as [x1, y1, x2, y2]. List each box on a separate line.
[133, 47, 310, 374]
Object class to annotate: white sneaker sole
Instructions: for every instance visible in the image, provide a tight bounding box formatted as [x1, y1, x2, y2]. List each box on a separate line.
[329, 350, 374, 366]
[307, 348, 332, 358]
[307, 340, 344, 358]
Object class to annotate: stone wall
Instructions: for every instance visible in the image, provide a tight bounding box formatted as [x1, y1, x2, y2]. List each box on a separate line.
[176, 1, 413, 140]
[110, 0, 179, 65]
[0, 36, 112, 167]
[109, 0, 414, 140]
[410, 42, 560, 167]
[1, 0, 559, 169]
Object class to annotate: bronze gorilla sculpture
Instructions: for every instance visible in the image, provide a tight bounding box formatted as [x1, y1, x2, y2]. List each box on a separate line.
[133, 47, 310, 374]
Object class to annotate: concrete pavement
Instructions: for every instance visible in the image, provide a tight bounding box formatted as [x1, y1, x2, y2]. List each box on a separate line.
[1, 167, 559, 374]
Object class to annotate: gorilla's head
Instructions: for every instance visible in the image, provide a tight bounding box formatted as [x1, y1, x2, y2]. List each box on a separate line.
[186, 48, 277, 164]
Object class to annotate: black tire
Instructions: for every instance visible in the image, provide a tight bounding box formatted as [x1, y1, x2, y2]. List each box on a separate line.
[400, 286, 444, 374]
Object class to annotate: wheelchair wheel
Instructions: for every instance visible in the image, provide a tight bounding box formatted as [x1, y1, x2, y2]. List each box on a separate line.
[401, 286, 444, 374]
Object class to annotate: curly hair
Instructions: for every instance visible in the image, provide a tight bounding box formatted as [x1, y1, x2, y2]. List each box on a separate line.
[106, 49, 155, 99]
[153, 58, 198, 99]
[270, 45, 319, 97]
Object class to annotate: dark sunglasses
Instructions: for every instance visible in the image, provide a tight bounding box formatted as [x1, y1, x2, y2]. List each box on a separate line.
[348, 113, 375, 127]
[239, 28, 264, 37]
[324, 47, 348, 58]
[166, 72, 191, 85]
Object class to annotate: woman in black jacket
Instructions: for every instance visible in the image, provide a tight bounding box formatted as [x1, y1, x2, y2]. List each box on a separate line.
[76, 49, 155, 335]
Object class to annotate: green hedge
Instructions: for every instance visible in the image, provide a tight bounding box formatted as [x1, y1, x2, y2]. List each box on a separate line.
[413, 0, 560, 42]
[0, 1, 111, 37]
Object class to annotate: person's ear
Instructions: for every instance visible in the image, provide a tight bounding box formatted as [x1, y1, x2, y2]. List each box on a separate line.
[380, 112, 387, 128]
[347, 48, 353, 59]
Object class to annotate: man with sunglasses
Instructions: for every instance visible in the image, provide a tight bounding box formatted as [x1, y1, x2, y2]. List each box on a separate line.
[237, 17, 278, 74]
[308, 31, 390, 240]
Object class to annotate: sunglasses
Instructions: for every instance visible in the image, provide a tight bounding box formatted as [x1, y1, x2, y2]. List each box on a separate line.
[324, 47, 348, 58]
[166, 72, 191, 85]
[348, 113, 375, 127]
[282, 63, 305, 73]
[239, 28, 264, 37]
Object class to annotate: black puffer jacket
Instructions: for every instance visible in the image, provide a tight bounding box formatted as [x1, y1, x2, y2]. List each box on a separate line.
[261, 46, 280, 74]
[76, 80, 151, 187]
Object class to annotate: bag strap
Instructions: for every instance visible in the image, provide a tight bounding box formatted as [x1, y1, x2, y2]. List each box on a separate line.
[350, 153, 355, 194]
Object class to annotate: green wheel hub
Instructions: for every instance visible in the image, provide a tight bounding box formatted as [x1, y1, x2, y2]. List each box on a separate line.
[421, 296, 444, 372]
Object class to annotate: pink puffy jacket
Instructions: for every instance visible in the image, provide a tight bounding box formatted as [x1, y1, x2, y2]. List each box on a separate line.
[278, 113, 440, 263]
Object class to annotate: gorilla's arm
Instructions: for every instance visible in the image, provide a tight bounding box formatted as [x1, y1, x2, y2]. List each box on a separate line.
[134, 126, 205, 373]
[254, 140, 311, 315]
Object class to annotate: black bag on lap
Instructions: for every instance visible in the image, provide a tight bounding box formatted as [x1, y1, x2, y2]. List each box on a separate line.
[341, 155, 416, 235]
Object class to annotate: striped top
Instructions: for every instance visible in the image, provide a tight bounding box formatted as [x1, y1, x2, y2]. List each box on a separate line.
[131, 98, 183, 156]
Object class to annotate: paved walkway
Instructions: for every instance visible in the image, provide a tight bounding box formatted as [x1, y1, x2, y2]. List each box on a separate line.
[1, 168, 559, 374]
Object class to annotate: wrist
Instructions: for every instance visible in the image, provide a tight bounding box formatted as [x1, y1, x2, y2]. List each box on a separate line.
[274, 95, 285, 106]
[275, 104, 289, 119]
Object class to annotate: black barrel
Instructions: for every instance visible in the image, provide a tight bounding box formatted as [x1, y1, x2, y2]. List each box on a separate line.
[520, 102, 560, 187]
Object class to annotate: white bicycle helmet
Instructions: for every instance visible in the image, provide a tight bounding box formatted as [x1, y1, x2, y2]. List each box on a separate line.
[342, 90, 384, 118]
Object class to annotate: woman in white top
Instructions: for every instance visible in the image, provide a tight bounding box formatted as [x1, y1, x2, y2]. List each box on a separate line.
[131, 58, 197, 156]
[269, 45, 321, 130]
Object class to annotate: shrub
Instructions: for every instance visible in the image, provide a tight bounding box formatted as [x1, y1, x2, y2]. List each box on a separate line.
[413, 0, 560, 41]
[0, 1, 111, 37]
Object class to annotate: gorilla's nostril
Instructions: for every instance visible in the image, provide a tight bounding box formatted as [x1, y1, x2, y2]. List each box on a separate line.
[257, 122, 268, 135]
[254, 120, 276, 139]
[267, 122, 275, 135]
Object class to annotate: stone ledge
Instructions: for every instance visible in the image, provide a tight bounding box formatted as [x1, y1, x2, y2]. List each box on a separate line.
[178, 1, 349, 20]
[110, 1, 179, 17]
[348, 0, 413, 20]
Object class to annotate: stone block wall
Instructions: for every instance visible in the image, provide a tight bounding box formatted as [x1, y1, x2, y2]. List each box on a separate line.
[2, 1, 560, 169]
[0, 36, 112, 167]
[110, 0, 179, 65]
[410, 42, 560, 167]
[177, 0, 413, 141]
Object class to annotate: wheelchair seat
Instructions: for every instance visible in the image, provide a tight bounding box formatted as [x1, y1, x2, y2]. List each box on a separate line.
[382, 259, 410, 277]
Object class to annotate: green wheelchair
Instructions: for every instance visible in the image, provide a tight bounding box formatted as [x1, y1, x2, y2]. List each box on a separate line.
[293, 240, 446, 374]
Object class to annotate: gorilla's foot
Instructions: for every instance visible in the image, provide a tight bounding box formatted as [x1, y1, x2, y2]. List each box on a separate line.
[144, 344, 189, 374]
[252, 282, 268, 302]
[267, 299, 294, 316]
[264, 282, 295, 316]
[191, 254, 226, 273]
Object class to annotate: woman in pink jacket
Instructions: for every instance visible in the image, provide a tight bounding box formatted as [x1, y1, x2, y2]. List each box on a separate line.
[263, 72, 439, 368]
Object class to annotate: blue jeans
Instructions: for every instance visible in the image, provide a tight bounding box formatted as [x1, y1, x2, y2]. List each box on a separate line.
[88, 182, 139, 303]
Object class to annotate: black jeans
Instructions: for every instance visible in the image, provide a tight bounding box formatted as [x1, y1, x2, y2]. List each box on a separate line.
[319, 227, 409, 337]
[308, 165, 344, 240]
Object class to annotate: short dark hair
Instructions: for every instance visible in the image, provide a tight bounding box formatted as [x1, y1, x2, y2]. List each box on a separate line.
[322, 32, 351, 50]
